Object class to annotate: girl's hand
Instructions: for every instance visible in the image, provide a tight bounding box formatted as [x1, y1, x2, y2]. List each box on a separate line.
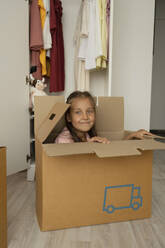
[88, 136, 110, 144]
[124, 129, 153, 140]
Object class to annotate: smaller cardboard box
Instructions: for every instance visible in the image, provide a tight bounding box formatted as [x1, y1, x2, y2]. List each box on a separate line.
[0, 147, 7, 248]
[34, 96, 165, 231]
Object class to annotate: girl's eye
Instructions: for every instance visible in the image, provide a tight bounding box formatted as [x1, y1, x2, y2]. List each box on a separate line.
[75, 111, 82, 115]
[87, 109, 94, 114]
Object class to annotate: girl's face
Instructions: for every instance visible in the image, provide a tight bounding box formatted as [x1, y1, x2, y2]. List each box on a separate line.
[67, 97, 95, 133]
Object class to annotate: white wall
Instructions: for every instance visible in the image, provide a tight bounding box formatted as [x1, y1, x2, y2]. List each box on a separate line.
[62, 0, 108, 98]
[0, 0, 30, 175]
[150, 0, 165, 129]
[111, 0, 155, 131]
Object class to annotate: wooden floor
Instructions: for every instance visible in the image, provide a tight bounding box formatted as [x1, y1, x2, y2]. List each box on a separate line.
[7, 151, 165, 248]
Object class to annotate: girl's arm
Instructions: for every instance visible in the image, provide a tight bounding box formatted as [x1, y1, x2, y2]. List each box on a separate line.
[124, 129, 153, 140]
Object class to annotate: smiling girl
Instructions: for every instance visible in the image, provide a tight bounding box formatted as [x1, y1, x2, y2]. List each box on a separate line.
[55, 91, 152, 144]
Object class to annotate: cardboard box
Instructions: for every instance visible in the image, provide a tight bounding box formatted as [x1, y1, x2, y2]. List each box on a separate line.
[34, 96, 165, 231]
[0, 147, 7, 248]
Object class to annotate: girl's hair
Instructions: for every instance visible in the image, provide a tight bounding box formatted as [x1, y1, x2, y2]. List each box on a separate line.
[65, 91, 97, 142]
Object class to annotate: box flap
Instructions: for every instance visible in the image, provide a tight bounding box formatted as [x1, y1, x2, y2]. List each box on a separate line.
[93, 139, 165, 158]
[97, 131, 125, 141]
[92, 141, 141, 157]
[43, 143, 95, 156]
[42, 141, 141, 158]
[132, 139, 165, 151]
[96, 97, 124, 132]
[36, 102, 70, 143]
[34, 96, 65, 134]
[42, 138, 165, 158]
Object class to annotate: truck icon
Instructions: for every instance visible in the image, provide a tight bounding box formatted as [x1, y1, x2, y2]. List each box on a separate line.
[103, 184, 143, 214]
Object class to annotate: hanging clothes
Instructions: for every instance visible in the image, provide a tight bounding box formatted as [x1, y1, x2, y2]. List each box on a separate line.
[43, 0, 52, 77]
[84, 0, 103, 70]
[50, 0, 65, 92]
[77, 0, 89, 63]
[43, 0, 52, 51]
[74, 0, 90, 91]
[96, 0, 108, 69]
[29, 0, 43, 79]
[77, 0, 108, 72]
[38, 0, 47, 76]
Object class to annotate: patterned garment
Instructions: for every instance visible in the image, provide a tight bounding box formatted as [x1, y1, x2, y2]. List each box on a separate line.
[55, 127, 90, 144]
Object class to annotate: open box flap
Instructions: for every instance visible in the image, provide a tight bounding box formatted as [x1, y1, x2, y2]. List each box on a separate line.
[97, 131, 125, 141]
[92, 141, 141, 157]
[34, 95, 65, 134]
[43, 142, 95, 156]
[92, 139, 165, 158]
[96, 97, 124, 132]
[42, 138, 165, 158]
[42, 141, 141, 158]
[36, 102, 70, 143]
[132, 139, 165, 151]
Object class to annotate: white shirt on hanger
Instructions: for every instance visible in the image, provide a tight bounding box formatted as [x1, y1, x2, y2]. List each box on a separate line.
[43, 0, 52, 53]
[78, 0, 103, 70]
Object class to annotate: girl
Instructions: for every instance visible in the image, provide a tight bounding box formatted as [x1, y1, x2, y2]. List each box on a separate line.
[55, 91, 153, 144]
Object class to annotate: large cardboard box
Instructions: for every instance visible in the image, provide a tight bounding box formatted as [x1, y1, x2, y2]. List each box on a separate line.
[0, 147, 7, 248]
[34, 96, 165, 231]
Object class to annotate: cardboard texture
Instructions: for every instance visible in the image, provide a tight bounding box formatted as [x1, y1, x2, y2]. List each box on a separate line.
[34, 96, 165, 231]
[0, 147, 7, 248]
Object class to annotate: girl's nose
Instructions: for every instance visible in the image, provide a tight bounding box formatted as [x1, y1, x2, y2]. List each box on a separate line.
[82, 112, 88, 119]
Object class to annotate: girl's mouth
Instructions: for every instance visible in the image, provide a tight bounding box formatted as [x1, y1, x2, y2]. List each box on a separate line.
[80, 121, 91, 124]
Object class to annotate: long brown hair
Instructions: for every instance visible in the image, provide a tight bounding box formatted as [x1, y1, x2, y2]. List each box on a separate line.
[65, 91, 97, 142]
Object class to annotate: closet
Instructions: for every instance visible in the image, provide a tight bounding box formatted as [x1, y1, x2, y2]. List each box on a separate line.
[0, 0, 155, 176]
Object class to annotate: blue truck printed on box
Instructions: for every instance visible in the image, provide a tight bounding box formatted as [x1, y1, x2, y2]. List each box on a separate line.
[103, 184, 143, 214]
